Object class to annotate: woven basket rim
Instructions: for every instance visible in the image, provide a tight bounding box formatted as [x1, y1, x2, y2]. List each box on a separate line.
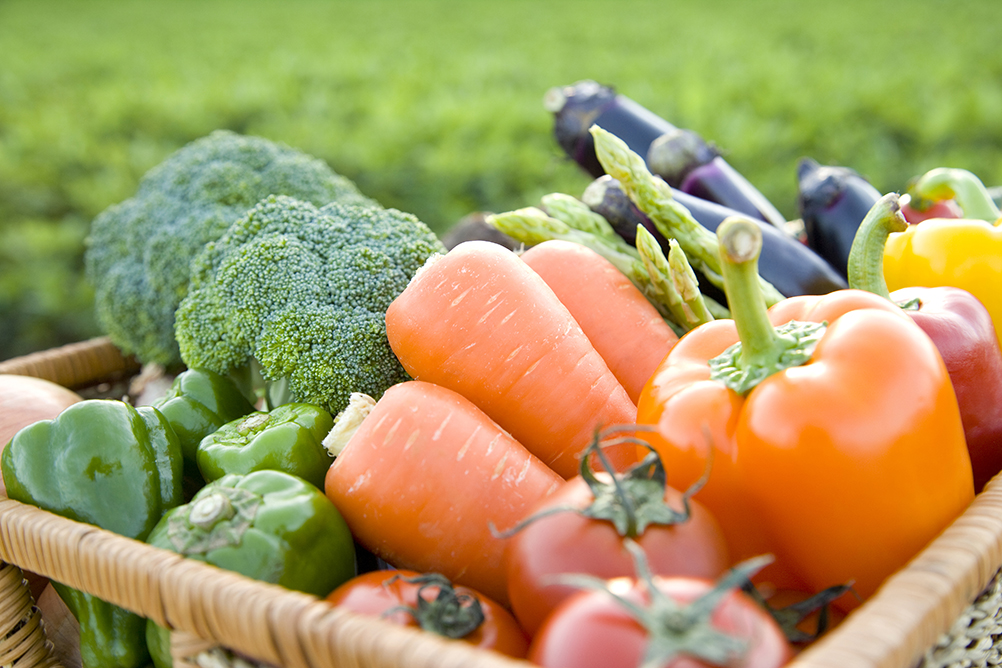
[2, 339, 1001, 668]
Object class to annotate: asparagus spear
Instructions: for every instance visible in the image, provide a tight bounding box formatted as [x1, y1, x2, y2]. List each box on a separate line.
[590, 125, 786, 307]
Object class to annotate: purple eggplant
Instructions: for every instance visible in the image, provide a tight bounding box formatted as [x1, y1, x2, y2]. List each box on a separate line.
[582, 175, 847, 299]
[646, 129, 788, 229]
[546, 80, 787, 229]
[545, 80, 679, 180]
[796, 158, 882, 279]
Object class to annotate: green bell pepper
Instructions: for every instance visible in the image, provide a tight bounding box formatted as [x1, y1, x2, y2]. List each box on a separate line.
[1, 399, 184, 668]
[152, 368, 256, 476]
[145, 469, 357, 668]
[196, 403, 333, 490]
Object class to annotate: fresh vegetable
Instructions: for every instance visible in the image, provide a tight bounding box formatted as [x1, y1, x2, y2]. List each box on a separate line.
[545, 80, 787, 229]
[84, 130, 376, 369]
[527, 542, 791, 668]
[2, 399, 184, 668]
[503, 427, 729, 637]
[582, 175, 848, 299]
[384, 240, 640, 478]
[145, 469, 356, 668]
[323, 381, 564, 606]
[849, 193, 1002, 491]
[151, 367, 256, 489]
[796, 157, 882, 278]
[591, 125, 786, 308]
[546, 80, 678, 180]
[882, 168, 1002, 345]
[487, 204, 721, 333]
[0, 374, 82, 498]
[636, 216, 974, 606]
[326, 570, 529, 659]
[899, 195, 963, 223]
[174, 194, 445, 415]
[907, 167, 1002, 222]
[647, 128, 788, 229]
[519, 240, 677, 402]
[0, 374, 83, 599]
[197, 402, 333, 490]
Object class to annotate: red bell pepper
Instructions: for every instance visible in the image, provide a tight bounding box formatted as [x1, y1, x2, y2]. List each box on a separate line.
[849, 193, 1002, 491]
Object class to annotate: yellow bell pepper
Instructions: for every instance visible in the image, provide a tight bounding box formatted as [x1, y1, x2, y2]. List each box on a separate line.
[884, 168, 1002, 344]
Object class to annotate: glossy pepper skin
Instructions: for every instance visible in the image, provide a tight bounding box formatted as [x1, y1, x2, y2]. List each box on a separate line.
[1, 399, 183, 668]
[883, 219, 1002, 346]
[849, 193, 1002, 492]
[636, 218, 973, 610]
[884, 167, 1002, 345]
[196, 402, 333, 490]
[152, 368, 256, 479]
[145, 469, 357, 668]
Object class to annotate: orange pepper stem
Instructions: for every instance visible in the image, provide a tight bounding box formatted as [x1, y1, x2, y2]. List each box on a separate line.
[710, 218, 826, 395]
[846, 193, 908, 301]
[718, 218, 784, 366]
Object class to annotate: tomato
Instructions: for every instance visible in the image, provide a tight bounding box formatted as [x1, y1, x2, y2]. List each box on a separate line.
[325, 569, 529, 659]
[529, 574, 792, 668]
[505, 468, 730, 637]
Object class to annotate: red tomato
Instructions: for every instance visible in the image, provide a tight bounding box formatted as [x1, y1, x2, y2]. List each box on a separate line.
[326, 569, 529, 659]
[529, 575, 792, 668]
[505, 472, 730, 637]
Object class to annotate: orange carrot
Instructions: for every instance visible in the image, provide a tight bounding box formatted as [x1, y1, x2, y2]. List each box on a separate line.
[323, 381, 563, 606]
[520, 240, 679, 403]
[384, 240, 639, 479]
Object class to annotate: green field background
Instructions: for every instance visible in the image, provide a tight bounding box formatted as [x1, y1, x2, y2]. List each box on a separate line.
[2, 0, 1000, 360]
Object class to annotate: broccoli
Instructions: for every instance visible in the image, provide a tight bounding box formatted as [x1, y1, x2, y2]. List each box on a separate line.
[174, 195, 446, 415]
[84, 130, 376, 368]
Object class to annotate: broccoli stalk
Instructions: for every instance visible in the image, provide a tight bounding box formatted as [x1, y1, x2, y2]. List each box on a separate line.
[174, 195, 445, 415]
[85, 130, 376, 369]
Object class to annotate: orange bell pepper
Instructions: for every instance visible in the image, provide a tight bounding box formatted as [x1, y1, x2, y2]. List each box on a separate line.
[636, 217, 974, 609]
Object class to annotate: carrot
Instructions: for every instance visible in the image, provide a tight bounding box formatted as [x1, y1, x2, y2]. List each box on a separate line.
[384, 240, 639, 479]
[323, 381, 563, 606]
[520, 240, 679, 403]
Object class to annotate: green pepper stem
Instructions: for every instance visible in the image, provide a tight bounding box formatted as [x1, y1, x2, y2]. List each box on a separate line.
[911, 167, 1002, 223]
[846, 193, 907, 300]
[189, 492, 235, 530]
[717, 219, 784, 366]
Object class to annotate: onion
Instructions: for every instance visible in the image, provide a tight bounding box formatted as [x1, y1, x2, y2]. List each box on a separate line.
[0, 373, 82, 600]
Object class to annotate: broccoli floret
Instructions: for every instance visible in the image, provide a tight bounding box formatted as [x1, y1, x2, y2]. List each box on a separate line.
[84, 130, 376, 368]
[174, 195, 445, 415]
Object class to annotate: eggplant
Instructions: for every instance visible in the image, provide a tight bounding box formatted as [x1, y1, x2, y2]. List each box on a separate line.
[545, 80, 678, 180]
[546, 80, 787, 229]
[796, 158, 882, 279]
[582, 175, 847, 300]
[647, 129, 788, 229]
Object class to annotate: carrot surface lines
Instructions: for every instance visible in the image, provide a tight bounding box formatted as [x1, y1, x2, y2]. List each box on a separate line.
[492, 451, 511, 480]
[451, 285, 474, 307]
[456, 426, 479, 460]
[432, 411, 454, 441]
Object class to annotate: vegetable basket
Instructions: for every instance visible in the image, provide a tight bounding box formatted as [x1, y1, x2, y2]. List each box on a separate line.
[2, 338, 1002, 668]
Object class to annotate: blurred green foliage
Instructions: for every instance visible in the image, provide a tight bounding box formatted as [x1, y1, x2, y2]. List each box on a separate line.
[2, 0, 1001, 360]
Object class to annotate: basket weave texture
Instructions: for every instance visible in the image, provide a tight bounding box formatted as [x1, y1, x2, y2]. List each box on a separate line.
[2, 337, 1002, 668]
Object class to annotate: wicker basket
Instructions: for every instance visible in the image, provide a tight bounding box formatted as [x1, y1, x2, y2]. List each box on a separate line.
[2, 337, 1002, 668]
